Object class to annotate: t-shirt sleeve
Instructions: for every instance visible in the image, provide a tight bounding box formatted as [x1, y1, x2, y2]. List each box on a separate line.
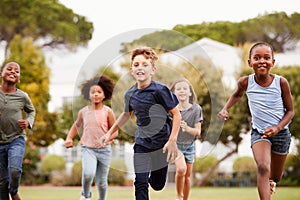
[124, 90, 133, 112]
[156, 85, 179, 111]
[23, 92, 36, 129]
[195, 104, 203, 123]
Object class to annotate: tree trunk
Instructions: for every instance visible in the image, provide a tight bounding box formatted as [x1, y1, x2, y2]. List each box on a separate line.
[195, 146, 238, 186]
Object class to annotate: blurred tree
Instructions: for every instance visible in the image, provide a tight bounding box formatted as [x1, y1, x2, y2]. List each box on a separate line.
[238, 12, 298, 52]
[122, 12, 300, 53]
[4, 35, 59, 146]
[0, 0, 93, 58]
[121, 30, 193, 53]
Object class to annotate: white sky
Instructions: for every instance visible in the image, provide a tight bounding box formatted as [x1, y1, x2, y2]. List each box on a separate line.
[30, 0, 300, 111]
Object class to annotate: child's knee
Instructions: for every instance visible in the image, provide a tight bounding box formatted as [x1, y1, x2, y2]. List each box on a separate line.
[149, 179, 165, 191]
[257, 163, 270, 176]
[176, 166, 187, 177]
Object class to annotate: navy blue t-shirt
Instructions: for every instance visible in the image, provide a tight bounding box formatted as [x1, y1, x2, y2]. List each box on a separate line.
[124, 81, 179, 149]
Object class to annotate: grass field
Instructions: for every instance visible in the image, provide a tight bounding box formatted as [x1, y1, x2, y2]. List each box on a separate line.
[19, 185, 300, 200]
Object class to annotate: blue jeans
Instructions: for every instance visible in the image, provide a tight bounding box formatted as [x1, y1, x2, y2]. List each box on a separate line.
[134, 144, 168, 200]
[0, 137, 25, 200]
[81, 145, 111, 200]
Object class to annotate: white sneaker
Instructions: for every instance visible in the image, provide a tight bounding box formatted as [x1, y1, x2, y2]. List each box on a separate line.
[80, 196, 86, 200]
[270, 179, 276, 194]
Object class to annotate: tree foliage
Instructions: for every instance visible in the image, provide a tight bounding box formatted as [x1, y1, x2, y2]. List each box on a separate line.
[0, 0, 93, 57]
[122, 12, 300, 53]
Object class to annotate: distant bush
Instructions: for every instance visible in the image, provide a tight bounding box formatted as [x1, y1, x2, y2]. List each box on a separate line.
[69, 159, 82, 186]
[21, 143, 43, 185]
[108, 158, 127, 186]
[40, 154, 66, 175]
[194, 155, 218, 173]
[50, 171, 69, 186]
[281, 154, 300, 186]
[232, 156, 256, 173]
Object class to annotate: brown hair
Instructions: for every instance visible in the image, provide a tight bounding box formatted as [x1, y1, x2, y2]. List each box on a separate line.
[131, 47, 158, 66]
[170, 78, 197, 104]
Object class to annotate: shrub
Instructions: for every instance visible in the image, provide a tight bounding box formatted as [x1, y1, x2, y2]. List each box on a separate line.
[108, 158, 127, 186]
[281, 154, 300, 186]
[232, 156, 256, 173]
[68, 159, 82, 186]
[50, 171, 69, 186]
[194, 155, 218, 173]
[40, 154, 66, 175]
[21, 143, 42, 185]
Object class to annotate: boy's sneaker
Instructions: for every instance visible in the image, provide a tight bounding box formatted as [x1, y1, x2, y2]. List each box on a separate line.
[80, 196, 86, 200]
[11, 193, 21, 200]
[270, 179, 276, 194]
[80, 195, 91, 200]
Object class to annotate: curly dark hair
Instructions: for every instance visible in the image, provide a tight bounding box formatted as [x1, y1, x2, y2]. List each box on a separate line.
[81, 75, 115, 101]
[249, 42, 274, 59]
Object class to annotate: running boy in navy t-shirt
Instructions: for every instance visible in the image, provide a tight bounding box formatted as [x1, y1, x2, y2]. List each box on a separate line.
[98, 47, 181, 200]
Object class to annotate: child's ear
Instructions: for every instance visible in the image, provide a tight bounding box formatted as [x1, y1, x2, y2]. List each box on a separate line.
[247, 59, 252, 68]
[151, 66, 156, 75]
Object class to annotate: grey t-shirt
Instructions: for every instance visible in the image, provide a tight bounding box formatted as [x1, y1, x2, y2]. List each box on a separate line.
[177, 103, 203, 144]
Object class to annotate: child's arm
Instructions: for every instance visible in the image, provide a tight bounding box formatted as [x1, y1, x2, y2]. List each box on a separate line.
[107, 108, 119, 141]
[98, 111, 132, 147]
[262, 77, 294, 138]
[218, 76, 248, 120]
[65, 111, 83, 148]
[24, 94, 36, 129]
[163, 106, 181, 163]
[181, 121, 201, 137]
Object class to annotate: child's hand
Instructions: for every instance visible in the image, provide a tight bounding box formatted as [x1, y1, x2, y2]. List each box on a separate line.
[95, 134, 111, 148]
[163, 139, 178, 163]
[262, 126, 280, 138]
[18, 119, 29, 129]
[217, 109, 229, 121]
[65, 138, 73, 148]
[180, 121, 188, 132]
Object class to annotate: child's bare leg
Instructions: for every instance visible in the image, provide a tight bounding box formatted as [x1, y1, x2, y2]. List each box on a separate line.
[252, 141, 271, 200]
[175, 152, 186, 200]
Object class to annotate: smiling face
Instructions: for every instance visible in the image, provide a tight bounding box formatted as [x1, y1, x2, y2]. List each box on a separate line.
[1, 62, 20, 84]
[173, 81, 192, 103]
[130, 54, 156, 88]
[248, 44, 275, 76]
[89, 85, 105, 104]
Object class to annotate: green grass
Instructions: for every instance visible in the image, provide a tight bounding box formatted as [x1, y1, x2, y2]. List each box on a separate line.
[19, 186, 300, 200]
